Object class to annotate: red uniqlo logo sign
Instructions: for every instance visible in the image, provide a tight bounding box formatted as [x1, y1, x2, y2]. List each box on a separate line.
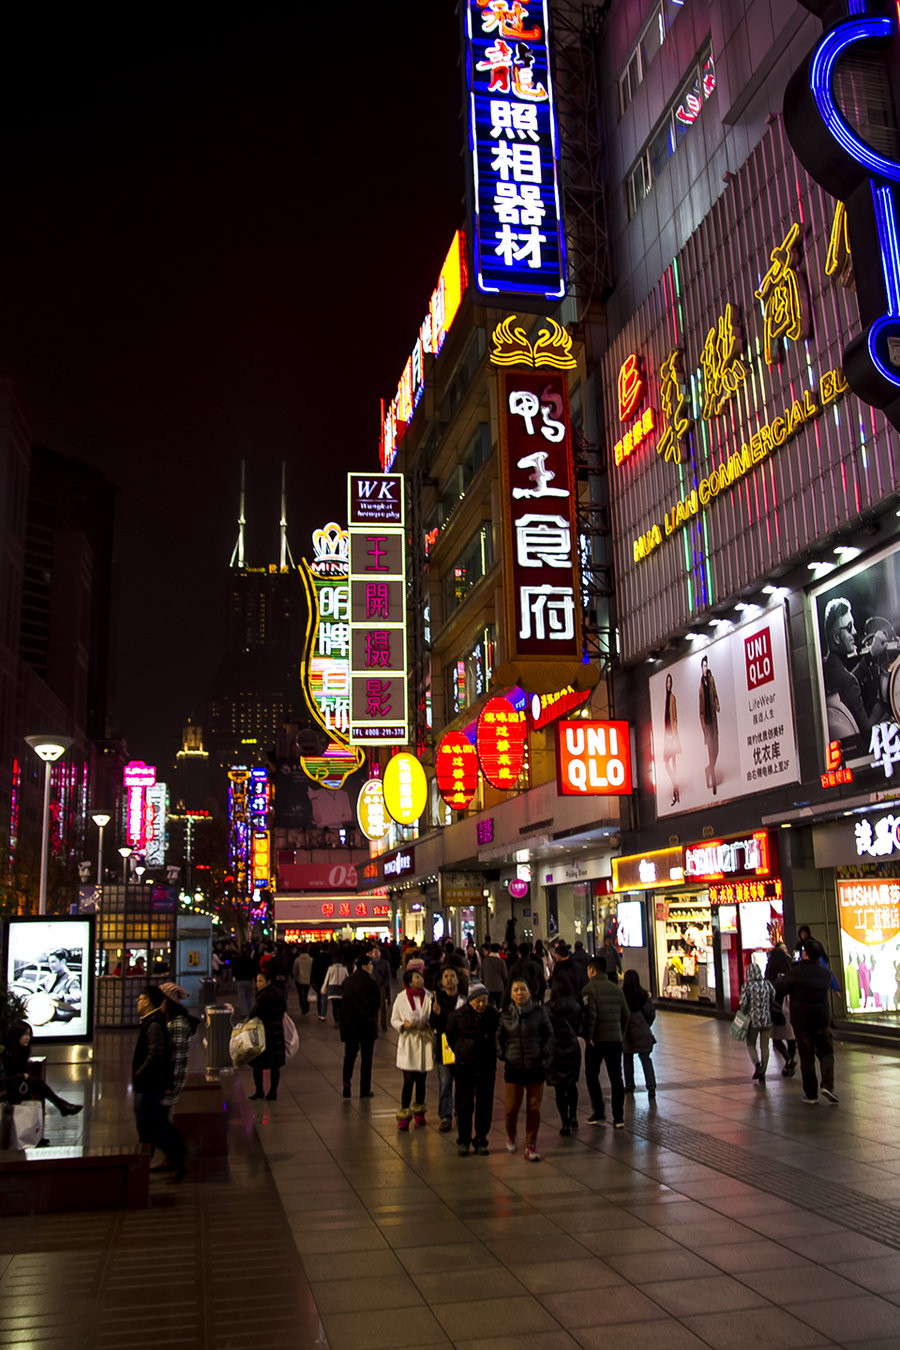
[745, 627, 774, 690]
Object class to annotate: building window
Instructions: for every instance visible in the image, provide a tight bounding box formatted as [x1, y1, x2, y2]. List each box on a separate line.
[618, 1, 684, 117]
[444, 626, 496, 719]
[626, 47, 716, 219]
[444, 524, 493, 615]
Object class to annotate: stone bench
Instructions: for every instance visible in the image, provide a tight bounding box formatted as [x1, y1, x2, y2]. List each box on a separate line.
[0, 1143, 150, 1215]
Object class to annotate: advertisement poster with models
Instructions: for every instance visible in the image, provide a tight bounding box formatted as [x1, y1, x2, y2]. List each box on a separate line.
[837, 879, 900, 1015]
[810, 541, 900, 770]
[5, 916, 95, 1042]
[650, 609, 798, 817]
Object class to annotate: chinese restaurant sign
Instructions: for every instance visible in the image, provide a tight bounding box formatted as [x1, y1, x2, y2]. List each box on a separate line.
[383, 752, 428, 826]
[493, 317, 581, 681]
[347, 474, 408, 745]
[463, 0, 566, 301]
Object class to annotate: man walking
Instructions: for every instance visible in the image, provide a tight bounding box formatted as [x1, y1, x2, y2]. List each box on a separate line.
[482, 943, 508, 1008]
[291, 944, 313, 1016]
[582, 956, 629, 1128]
[368, 943, 392, 1030]
[775, 938, 838, 1104]
[339, 953, 381, 1098]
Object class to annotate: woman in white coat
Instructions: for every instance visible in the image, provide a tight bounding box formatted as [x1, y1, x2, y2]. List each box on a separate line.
[390, 959, 434, 1130]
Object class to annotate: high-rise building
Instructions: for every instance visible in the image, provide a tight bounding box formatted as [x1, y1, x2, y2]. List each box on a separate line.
[206, 464, 309, 774]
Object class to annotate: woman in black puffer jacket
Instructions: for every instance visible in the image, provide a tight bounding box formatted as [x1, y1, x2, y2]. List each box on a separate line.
[497, 979, 554, 1162]
[622, 969, 657, 1099]
[248, 971, 286, 1101]
[546, 993, 583, 1135]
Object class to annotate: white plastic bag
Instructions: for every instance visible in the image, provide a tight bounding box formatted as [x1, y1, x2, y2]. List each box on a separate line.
[229, 1016, 266, 1067]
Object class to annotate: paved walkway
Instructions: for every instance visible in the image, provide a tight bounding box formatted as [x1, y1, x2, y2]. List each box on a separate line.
[4, 1000, 900, 1348]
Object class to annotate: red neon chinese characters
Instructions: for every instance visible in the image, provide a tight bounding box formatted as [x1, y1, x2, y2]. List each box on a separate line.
[617, 353, 643, 421]
[476, 697, 527, 789]
[435, 732, 479, 809]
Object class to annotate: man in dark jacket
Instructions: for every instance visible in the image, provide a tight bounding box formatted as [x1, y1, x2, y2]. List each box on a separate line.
[582, 956, 629, 1127]
[132, 986, 173, 1157]
[367, 944, 392, 1030]
[549, 941, 582, 999]
[482, 943, 508, 1007]
[507, 942, 545, 1003]
[775, 938, 838, 1104]
[447, 981, 499, 1155]
[339, 954, 381, 1098]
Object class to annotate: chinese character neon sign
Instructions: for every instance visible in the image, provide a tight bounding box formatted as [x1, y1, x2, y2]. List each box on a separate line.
[464, 0, 567, 300]
[347, 475, 408, 744]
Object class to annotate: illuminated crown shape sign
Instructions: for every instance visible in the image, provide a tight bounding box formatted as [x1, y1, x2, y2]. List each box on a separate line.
[310, 521, 349, 575]
[435, 732, 480, 810]
[476, 697, 527, 789]
[489, 315, 576, 370]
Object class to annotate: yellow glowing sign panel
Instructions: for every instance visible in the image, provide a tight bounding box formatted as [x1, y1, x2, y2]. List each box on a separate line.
[357, 779, 390, 841]
[382, 753, 428, 826]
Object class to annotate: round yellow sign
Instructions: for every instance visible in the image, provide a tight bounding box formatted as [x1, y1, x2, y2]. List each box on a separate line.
[357, 779, 389, 841]
[382, 753, 428, 826]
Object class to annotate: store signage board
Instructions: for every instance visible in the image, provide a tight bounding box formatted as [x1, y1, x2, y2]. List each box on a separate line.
[383, 753, 428, 826]
[684, 829, 777, 884]
[442, 872, 487, 906]
[612, 847, 685, 892]
[809, 539, 900, 781]
[347, 474, 407, 744]
[556, 719, 632, 796]
[649, 609, 799, 817]
[357, 779, 390, 841]
[275, 896, 391, 923]
[463, 0, 566, 302]
[837, 877, 900, 1014]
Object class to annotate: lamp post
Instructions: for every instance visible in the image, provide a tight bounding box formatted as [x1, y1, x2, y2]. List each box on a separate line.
[92, 812, 110, 889]
[25, 734, 74, 916]
[118, 845, 133, 886]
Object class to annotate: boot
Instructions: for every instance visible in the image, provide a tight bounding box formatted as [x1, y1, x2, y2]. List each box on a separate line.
[412, 1102, 427, 1127]
[396, 1108, 412, 1131]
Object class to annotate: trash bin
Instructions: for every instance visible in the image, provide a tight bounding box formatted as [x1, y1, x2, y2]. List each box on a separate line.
[198, 978, 218, 1012]
[204, 1007, 233, 1073]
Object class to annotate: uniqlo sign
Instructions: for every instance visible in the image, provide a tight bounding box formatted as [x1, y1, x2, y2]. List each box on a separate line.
[745, 626, 774, 690]
[556, 720, 633, 796]
[498, 369, 580, 660]
[347, 474, 408, 744]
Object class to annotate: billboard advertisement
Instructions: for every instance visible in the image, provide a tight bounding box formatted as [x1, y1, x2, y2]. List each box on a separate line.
[837, 879, 900, 1015]
[649, 608, 798, 817]
[5, 916, 95, 1043]
[810, 541, 900, 781]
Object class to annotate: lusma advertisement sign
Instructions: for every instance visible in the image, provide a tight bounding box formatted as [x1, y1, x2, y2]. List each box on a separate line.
[837, 879, 900, 1015]
[649, 608, 798, 818]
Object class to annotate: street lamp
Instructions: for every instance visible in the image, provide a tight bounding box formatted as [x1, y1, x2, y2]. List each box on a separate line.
[92, 812, 110, 888]
[25, 734, 74, 916]
[118, 845, 133, 885]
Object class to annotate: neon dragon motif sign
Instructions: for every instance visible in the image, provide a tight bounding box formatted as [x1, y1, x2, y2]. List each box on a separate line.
[784, 1, 900, 428]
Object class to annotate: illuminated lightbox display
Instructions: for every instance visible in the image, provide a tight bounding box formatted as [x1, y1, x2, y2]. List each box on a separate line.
[383, 752, 428, 826]
[143, 783, 168, 868]
[299, 522, 365, 789]
[477, 696, 527, 789]
[347, 474, 408, 745]
[357, 778, 390, 841]
[464, 0, 566, 300]
[435, 732, 479, 809]
[228, 766, 270, 900]
[381, 231, 468, 471]
[123, 760, 156, 850]
[5, 916, 96, 1044]
[556, 720, 632, 797]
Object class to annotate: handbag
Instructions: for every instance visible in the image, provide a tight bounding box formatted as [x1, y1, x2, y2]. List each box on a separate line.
[229, 1016, 266, 1067]
[441, 1033, 455, 1066]
[730, 1007, 751, 1041]
[283, 1013, 300, 1060]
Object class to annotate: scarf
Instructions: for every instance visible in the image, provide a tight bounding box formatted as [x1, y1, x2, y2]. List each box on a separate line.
[405, 987, 426, 1010]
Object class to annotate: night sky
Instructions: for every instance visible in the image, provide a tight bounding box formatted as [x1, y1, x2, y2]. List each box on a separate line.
[0, 7, 464, 769]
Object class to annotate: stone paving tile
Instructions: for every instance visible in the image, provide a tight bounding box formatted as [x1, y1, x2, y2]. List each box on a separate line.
[298, 1248, 406, 1282]
[430, 1294, 561, 1340]
[785, 1294, 900, 1342]
[309, 1272, 424, 1314]
[538, 1285, 669, 1327]
[786, 1231, 900, 1263]
[411, 1266, 529, 1303]
[393, 1241, 501, 1275]
[828, 1255, 900, 1294]
[604, 1248, 723, 1283]
[576, 1227, 682, 1257]
[639, 1273, 768, 1316]
[512, 1256, 625, 1294]
[694, 1238, 813, 1273]
[738, 1263, 869, 1303]
[456, 1335, 582, 1350]
[571, 1320, 714, 1350]
[320, 1306, 452, 1350]
[681, 1306, 835, 1349]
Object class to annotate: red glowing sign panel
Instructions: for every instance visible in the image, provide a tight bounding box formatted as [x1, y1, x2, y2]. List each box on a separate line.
[476, 697, 527, 789]
[618, 354, 643, 421]
[435, 733, 479, 809]
[556, 720, 633, 796]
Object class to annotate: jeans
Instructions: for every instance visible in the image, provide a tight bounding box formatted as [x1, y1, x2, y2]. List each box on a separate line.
[342, 1033, 375, 1095]
[504, 1081, 543, 1148]
[553, 1077, 579, 1125]
[317, 990, 328, 1018]
[454, 1063, 495, 1147]
[295, 982, 310, 1016]
[624, 1051, 656, 1093]
[585, 1042, 625, 1123]
[746, 1027, 771, 1075]
[436, 1061, 454, 1121]
[794, 1026, 835, 1100]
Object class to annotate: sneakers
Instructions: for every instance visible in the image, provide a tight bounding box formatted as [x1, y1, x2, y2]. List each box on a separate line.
[613, 1121, 625, 1130]
[568, 1116, 579, 1130]
[474, 1143, 490, 1155]
[506, 1136, 517, 1153]
[458, 1144, 470, 1156]
[559, 1125, 571, 1136]
[439, 1117, 452, 1132]
[524, 1146, 542, 1162]
[801, 1095, 818, 1104]
[586, 1113, 605, 1125]
[822, 1087, 839, 1103]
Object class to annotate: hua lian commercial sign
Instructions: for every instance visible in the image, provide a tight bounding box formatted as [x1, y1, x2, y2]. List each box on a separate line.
[463, 0, 567, 302]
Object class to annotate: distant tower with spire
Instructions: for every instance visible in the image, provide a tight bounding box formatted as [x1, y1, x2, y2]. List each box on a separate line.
[206, 462, 308, 773]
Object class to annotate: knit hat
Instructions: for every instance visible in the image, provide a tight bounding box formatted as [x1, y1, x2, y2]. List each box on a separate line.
[467, 982, 488, 1001]
[406, 958, 426, 973]
[158, 981, 189, 1003]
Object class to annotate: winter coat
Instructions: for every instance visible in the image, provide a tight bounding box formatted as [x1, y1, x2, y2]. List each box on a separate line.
[132, 1009, 170, 1093]
[322, 963, 350, 999]
[430, 988, 466, 1039]
[583, 973, 629, 1044]
[549, 958, 582, 1000]
[446, 1002, 499, 1072]
[546, 995, 582, 1085]
[507, 956, 545, 1003]
[163, 1005, 200, 1105]
[622, 992, 656, 1055]
[250, 982, 286, 1069]
[764, 945, 792, 985]
[292, 952, 313, 984]
[739, 964, 776, 1028]
[497, 999, 554, 1085]
[482, 953, 508, 995]
[339, 970, 381, 1042]
[390, 987, 435, 1072]
[775, 960, 833, 1032]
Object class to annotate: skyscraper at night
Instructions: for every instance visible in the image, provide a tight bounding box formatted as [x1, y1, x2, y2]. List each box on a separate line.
[206, 464, 309, 775]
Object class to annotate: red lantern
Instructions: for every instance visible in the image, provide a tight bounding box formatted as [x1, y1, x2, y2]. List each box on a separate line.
[476, 697, 527, 790]
[436, 733, 479, 809]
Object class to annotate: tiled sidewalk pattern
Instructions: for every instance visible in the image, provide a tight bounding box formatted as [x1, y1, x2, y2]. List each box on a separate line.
[3, 1003, 900, 1348]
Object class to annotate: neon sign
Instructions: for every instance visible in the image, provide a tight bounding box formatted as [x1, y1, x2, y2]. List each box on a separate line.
[380, 231, 467, 470]
[617, 354, 643, 421]
[684, 830, 775, 883]
[347, 475, 408, 745]
[464, 0, 567, 300]
[556, 720, 632, 796]
[123, 760, 156, 850]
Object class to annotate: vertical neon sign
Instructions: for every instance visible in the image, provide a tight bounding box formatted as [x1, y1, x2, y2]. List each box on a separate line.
[464, 0, 567, 300]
